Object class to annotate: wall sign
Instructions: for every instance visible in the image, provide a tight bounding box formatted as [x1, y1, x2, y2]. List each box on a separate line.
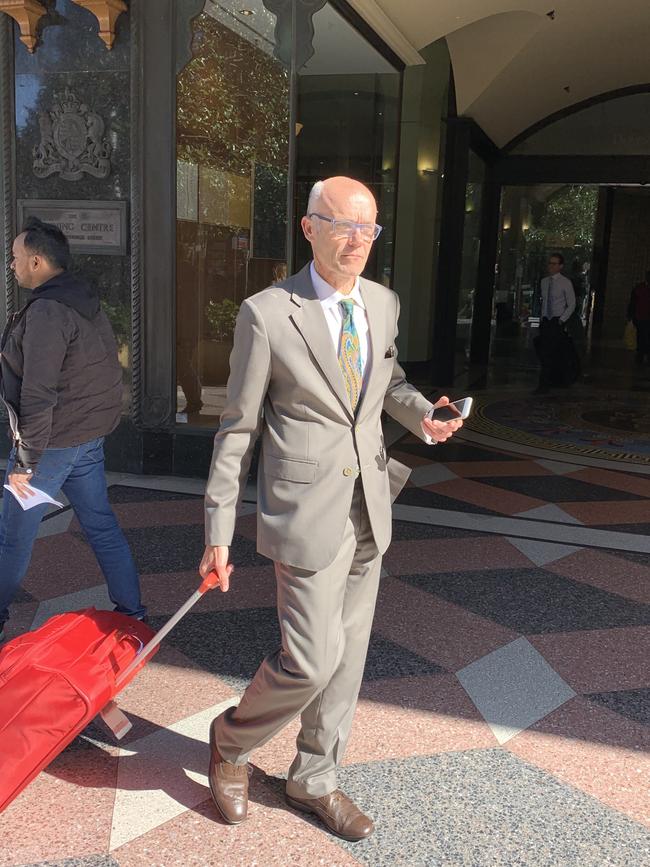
[17, 200, 128, 256]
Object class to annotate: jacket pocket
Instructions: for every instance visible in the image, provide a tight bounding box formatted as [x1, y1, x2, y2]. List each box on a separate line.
[264, 455, 318, 483]
[386, 457, 411, 503]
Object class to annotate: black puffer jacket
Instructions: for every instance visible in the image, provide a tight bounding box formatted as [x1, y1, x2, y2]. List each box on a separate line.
[0, 271, 123, 470]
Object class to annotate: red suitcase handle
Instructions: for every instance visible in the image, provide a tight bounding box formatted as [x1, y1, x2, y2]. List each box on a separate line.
[114, 570, 221, 690]
[198, 569, 223, 595]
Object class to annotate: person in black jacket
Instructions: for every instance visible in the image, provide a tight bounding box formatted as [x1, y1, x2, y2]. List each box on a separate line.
[0, 218, 145, 642]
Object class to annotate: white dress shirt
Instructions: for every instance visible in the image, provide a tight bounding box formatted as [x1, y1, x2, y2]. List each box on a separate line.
[541, 273, 576, 322]
[310, 261, 434, 444]
[310, 261, 372, 380]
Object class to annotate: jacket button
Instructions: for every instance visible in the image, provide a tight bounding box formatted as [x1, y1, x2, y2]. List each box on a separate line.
[343, 466, 354, 477]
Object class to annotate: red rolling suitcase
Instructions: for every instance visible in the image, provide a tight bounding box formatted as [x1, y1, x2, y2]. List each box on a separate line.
[0, 571, 220, 812]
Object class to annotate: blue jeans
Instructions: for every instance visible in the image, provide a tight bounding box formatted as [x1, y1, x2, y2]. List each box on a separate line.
[0, 436, 145, 626]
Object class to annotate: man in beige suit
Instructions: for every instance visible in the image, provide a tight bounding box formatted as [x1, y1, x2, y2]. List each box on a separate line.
[200, 177, 462, 841]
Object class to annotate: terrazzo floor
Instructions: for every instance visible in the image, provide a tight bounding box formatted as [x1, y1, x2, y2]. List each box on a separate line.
[0, 433, 649, 866]
[468, 343, 650, 467]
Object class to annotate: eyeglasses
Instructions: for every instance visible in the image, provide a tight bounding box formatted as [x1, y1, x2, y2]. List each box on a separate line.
[308, 213, 382, 241]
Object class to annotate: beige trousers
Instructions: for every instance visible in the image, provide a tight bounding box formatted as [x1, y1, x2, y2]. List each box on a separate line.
[214, 482, 381, 798]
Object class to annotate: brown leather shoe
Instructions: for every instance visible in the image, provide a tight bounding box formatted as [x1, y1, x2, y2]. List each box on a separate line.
[208, 723, 249, 824]
[285, 790, 375, 842]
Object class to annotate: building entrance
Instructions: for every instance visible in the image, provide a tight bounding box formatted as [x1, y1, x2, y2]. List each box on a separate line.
[488, 184, 650, 394]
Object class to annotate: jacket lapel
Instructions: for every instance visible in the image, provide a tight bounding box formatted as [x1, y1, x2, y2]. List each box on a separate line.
[289, 266, 353, 420]
[356, 278, 385, 420]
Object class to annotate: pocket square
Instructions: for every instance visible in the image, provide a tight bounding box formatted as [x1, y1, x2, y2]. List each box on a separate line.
[384, 346, 396, 359]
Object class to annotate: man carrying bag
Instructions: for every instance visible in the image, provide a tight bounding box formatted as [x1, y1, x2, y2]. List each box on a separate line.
[0, 218, 145, 643]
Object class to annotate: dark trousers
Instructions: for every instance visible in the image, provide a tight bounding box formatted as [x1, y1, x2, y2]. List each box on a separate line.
[535, 317, 580, 387]
[634, 320, 650, 361]
[0, 437, 145, 627]
[535, 318, 565, 387]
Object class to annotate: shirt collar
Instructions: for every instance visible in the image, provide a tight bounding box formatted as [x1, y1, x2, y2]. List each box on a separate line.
[310, 261, 365, 310]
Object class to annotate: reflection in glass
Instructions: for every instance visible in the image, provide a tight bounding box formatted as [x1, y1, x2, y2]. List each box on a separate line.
[175, 1, 290, 423]
[175, 1, 402, 425]
[456, 150, 485, 369]
[294, 3, 400, 284]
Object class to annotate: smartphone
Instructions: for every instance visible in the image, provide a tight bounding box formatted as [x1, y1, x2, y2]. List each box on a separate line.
[427, 397, 473, 422]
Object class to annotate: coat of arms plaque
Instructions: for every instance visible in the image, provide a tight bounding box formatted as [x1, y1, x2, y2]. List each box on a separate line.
[32, 89, 112, 181]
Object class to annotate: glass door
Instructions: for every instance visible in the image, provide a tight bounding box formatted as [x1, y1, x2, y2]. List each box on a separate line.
[175, 1, 290, 425]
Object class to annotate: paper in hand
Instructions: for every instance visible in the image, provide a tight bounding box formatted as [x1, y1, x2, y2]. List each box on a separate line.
[3, 484, 64, 511]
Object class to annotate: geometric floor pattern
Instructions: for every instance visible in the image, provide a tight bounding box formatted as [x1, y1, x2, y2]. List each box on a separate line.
[468, 386, 650, 466]
[0, 434, 649, 866]
[456, 637, 576, 744]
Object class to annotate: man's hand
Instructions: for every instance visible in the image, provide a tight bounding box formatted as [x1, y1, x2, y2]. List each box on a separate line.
[199, 545, 233, 592]
[422, 396, 464, 443]
[8, 472, 35, 500]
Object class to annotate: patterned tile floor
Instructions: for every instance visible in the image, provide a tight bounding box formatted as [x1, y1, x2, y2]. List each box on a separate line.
[1, 434, 649, 867]
[469, 388, 650, 464]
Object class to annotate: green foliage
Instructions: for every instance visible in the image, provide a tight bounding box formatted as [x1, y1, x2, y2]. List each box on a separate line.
[102, 300, 130, 347]
[177, 14, 289, 176]
[205, 298, 240, 342]
[525, 186, 598, 250]
[176, 13, 290, 236]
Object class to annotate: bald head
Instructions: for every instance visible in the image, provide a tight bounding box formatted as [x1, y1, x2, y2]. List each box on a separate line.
[307, 177, 377, 220]
[302, 176, 379, 293]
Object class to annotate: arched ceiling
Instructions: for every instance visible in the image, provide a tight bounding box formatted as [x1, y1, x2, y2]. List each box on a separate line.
[349, 0, 650, 147]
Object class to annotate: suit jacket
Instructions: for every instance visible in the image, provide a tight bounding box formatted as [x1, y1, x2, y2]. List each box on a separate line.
[205, 264, 434, 571]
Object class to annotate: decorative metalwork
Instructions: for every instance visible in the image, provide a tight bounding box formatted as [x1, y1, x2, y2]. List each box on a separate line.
[0, 0, 46, 54]
[131, 0, 175, 431]
[33, 88, 112, 181]
[263, 0, 327, 70]
[71, 0, 127, 50]
[129, 0, 142, 425]
[0, 17, 16, 322]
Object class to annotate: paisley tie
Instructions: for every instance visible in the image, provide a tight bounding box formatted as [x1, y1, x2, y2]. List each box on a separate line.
[338, 299, 363, 411]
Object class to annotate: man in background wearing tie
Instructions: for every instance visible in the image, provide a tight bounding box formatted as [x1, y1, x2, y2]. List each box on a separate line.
[534, 252, 576, 394]
[200, 176, 462, 841]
